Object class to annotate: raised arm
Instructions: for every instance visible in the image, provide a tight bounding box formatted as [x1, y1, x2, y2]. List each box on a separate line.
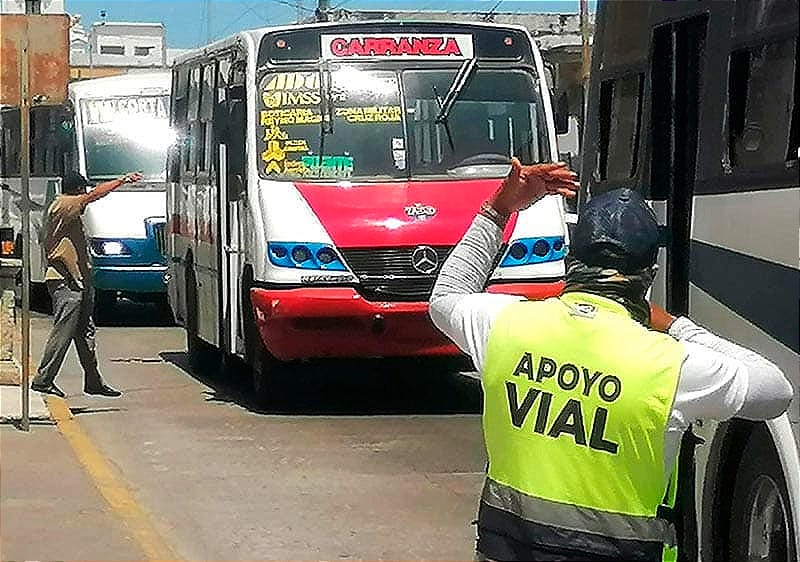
[82, 172, 142, 205]
[650, 304, 793, 421]
[429, 159, 578, 371]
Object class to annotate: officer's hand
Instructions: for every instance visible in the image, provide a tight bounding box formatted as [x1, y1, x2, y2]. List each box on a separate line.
[121, 172, 143, 184]
[488, 158, 578, 216]
[650, 302, 676, 332]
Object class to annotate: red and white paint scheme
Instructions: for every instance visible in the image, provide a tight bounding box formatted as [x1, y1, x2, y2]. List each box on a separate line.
[167, 21, 567, 392]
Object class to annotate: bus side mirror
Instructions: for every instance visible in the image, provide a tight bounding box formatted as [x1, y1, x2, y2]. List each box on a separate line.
[557, 115, 581, 163]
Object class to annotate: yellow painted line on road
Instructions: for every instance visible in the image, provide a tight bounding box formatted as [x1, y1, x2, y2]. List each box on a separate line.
[45, 395, 179, 561]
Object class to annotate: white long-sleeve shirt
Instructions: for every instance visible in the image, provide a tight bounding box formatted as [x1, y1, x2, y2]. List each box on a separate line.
[429, 214, 794, 475]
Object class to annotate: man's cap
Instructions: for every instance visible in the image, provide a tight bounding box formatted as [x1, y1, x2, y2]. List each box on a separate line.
[570, 188, 659, 272]
[62, 171, 92, 192]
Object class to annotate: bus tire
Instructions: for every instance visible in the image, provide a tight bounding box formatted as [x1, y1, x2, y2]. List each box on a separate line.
[241, 270, 277, 403]
[728, 425, 797, 562]
[250, 336, 277, 404]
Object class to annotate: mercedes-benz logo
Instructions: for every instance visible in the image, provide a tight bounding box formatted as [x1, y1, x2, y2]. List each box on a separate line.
[411, 245, 439, 274]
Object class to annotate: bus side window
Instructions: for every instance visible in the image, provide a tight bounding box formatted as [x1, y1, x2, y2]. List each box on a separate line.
[727, 36, 797, 168]
[171, 66, 190, 180]
[198, 63, 215, 173]
[223, 60, 247, 201]
[596, 73, 644, 183]
[188, 66, 202, 175]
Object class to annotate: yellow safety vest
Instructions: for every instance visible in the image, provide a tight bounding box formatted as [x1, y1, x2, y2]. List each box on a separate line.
[479, 292, 685, 561]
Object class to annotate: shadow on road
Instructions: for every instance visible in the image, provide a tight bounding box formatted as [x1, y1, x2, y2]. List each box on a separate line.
[95, 298, 175, 328]
[69, 406, 125, 416]
[160, 349, 483, 417]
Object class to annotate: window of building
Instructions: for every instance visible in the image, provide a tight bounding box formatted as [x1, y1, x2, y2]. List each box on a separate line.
[727, 36, 797, 168]
[25, 0, 41, 14]
[596, 73, 644, 181]
[100, 45, 125, 56]
[134, 46, 154, 57]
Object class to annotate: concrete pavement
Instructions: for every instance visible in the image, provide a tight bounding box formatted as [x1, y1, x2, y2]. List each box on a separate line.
[0, 303, 487, 560]
[0, 424, 146, 560]
[0, 386, 52, 424]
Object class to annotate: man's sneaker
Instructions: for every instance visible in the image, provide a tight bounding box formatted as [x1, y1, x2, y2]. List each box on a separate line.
[84, 384, 122, 398]
[31, 382, 66, 398]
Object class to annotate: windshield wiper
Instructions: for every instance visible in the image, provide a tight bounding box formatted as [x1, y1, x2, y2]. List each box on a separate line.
[434, 58, 478, 126]
[431, 85, 455, 151]
[317, 62, 335, 179]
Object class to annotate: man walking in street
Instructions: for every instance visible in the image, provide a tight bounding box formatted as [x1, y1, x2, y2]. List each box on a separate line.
[429, 159, 794, 561]
[31, 170, 142, 398]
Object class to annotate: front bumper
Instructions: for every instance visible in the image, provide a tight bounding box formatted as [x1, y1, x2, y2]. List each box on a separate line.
[92, 265, 168, 294]
[250, 281, 564, 361]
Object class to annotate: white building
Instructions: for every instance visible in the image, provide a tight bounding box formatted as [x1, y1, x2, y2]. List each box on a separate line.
[0, 0, 64, 13]
[88, 22, 166, 67]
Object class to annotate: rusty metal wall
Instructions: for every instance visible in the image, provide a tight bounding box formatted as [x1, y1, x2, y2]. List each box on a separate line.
[0, 14, 69, 106]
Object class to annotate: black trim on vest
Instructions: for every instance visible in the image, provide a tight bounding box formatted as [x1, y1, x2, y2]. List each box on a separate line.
[477, 501, 664, 562]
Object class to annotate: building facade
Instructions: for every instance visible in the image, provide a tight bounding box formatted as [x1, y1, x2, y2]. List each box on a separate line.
[69, 20, 168, 80]
[0, 0, 64, 14]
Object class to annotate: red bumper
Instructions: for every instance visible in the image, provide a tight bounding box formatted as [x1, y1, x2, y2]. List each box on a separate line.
[250, 281, 564, 361]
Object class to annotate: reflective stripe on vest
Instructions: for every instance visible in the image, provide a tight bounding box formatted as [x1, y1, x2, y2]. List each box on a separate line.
[482, 478, 677, 544]
[480, 292, 685, 556]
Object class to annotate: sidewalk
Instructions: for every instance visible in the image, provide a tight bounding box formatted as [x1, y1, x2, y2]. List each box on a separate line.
[0, 423, 147, 560]
[0, 385, 52, 424]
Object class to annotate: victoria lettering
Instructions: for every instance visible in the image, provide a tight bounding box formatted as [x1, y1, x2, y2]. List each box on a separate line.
[329, 36, 463, 58]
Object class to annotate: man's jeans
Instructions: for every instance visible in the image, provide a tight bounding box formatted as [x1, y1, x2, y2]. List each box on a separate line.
[32, 280, 103, 389]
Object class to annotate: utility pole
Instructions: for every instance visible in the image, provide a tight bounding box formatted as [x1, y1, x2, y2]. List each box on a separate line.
[19, 21, 31, 432]
[579, 0, 590, 125]
[206, 0, 212, 43]
[316, 0, 329, 22]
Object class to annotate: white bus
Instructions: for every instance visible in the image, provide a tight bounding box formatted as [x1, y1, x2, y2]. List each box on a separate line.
[166, 21, 568, 398]
[1, 72, 173, 316]
[581, 1, 798, 561]
[70, 73, 173, 314]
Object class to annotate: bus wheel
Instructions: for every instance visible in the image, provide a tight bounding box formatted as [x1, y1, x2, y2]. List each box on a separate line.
[729, 425, 796, 562]
[250, 336, 277, 404]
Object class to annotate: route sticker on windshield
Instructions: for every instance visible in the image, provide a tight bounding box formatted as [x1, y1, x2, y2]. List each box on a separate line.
[334, 105, 401, 123]
[261, 108, 322, 126]
[393, 149, 406, 170]
[301, 155, 354, 179]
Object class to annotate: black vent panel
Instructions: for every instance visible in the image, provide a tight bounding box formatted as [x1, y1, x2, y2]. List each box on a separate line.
[340, 246, 453, 302]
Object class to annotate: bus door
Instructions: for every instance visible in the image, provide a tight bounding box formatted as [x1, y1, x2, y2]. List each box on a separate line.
[216, 57, 247, 356]
[649, 15, 709, 562]
[649, 15, 707, 315]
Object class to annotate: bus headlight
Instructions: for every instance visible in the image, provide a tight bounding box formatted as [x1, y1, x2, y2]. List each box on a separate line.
[90, 239, 131, 256]
[268, 242, 346, 271]
[499, 236, 566, 267]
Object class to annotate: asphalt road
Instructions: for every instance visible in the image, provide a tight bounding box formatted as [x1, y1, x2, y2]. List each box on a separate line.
[25, 298, 487, 560]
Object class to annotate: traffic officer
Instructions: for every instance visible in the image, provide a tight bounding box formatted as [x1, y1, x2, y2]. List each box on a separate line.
[429, 159, 793, 561]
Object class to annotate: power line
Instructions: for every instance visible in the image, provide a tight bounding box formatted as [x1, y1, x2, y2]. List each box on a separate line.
[215, 3, 269, 39]
[268, 0, 314, 13]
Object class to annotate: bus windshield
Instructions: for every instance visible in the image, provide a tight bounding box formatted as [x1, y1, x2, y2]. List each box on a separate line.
[256, 66, 546, 182]
[80, 95, 173, 182]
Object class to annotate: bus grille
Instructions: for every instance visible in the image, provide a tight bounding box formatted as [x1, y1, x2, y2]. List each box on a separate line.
[339, 246, 453, 302]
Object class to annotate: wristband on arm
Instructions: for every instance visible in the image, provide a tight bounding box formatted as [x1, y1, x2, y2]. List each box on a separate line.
[479, 201, 510, 229]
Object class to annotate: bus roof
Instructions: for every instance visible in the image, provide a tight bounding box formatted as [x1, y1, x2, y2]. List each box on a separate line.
[68, 71, 171, 100]
[172, 19, 533, 67]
